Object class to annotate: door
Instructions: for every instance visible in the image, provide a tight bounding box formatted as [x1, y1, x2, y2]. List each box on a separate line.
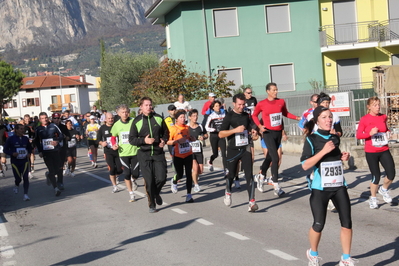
[333, 0, 357, 44]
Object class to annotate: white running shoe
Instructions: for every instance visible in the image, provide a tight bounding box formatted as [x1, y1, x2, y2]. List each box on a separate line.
[273, 183, 285, 197]
[28, 172, 33, 179]
[13, 186, 19, 194]
[234, 180, 241, 189]
[170, 179, 178, 194]
[339, 256, 358, 266]
[91, 161, 95, 166]
[378, 186, 392, 203]
[63, 168, 70, 176]
[23, 194, 30, 201]
[306, 249, 321, 266]
[0, 171, 5, 178]
[129, 192, 135, 202]
[248, 200, 258, 212]
[112, 186, 120, 193]
[193, 184, 201, 193]
[369, 197, 378, 209]
[208, 160, 214, 172]
[224, 192, 232, 207]
[327, 200, 336, 211]
[132, 179, 138, 191]
[255, 174, 265, 192]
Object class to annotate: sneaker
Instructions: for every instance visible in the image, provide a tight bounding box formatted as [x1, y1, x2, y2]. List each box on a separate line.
[149, 207, 158, 213]
[70, 172, 75, 177]
[193, 184, 201, 193]
[112, 186, 120, 193]
[0, 171, 4, 178]
[327, 200, 336, 211]
[28, 172, 33, 179]
[224, 192, 232, 207]
[57, 183, 65, 191]
[132, 179, 138, 191]
[129, 193, 135, 202]
[23, 194, 30, 201]
[31, 168, 35, 173]
[155, 194, 163, 205]
[378, 186, 392, 203]
[306, 249, 321, 266]
[186, 194, 194, 203]
[45, 171, 51, 186]
[55, 187, 61, 196]
[208, 160, 214, 172]
[13, 186, 19, 194]
[273, 184, 285, 197]
[93, 162, 97, 168]
[63, 168, 70, 176]
[2, 163, 7, 171]
[256, 174, 265, 192]
[91, 161, 94, 166]
[339, 256, 359, 266]
[369, 197, 378, 209]
[234, 180, 241, 189]
[248, 200, 259, 212]
[170, 179, 178, 194]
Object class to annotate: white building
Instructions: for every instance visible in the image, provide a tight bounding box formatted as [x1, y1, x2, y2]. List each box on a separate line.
[3, 75, 93, 119]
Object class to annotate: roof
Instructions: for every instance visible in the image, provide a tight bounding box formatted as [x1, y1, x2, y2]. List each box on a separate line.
[21, 75, 92, 90]
[145, 0, 199, 24]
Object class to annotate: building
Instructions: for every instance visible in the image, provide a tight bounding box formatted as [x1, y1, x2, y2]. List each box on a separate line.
[3, 75, 92, 119]
[145, 0, 324, 95]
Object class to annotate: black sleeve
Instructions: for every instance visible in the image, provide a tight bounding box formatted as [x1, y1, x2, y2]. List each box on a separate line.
[334, 122, 343, 136]
[220, 112, 232, 131]
[300, 136, 314, 162]
[161, 119, 169, 143]
[129, 117, 145, 146]
[96, 127, 103, 145]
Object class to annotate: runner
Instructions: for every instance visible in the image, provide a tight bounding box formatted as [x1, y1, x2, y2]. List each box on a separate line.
[20, 114, 36, 177]
[298, 94, 319, 131]
[86, 115, 100, 168]
[65, 120, 80, 177]
[356, 96, 395, 209]
[34, 112, 64, 196]
[111, 104, 139, 202]
[0, 121, 8, 177]
[252, 82, 300, 197]
[167, 110, 196, 203]
[3, 124, 33, 201]
[129, 97, 169, 213]
[219, 93, 259, 212]
[188, 109, 208, 192]
[98, 112, 122, 193]
[52, 113, 70, 189]
[301, 106, 357, 266]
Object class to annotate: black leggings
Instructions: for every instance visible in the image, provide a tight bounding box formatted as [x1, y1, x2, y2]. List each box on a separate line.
[261, 130, 282, 182]
[310, 187, 352, 233]
[105, 152, 123, 176]
[365, 150, 396, 184]
[225, 148, 255, 201]
[209, 133, 227, 169]
[43, 152, 63, 187]
[12, 161, 30, 194]
[173, 155, 193, 194]
[120, 156, 140, 180]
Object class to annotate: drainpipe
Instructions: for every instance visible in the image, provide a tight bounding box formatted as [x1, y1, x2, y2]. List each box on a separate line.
[202, 0, 212, 77]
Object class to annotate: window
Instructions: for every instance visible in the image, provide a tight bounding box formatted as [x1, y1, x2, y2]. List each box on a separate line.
[25, 80, 34, 85]
[51, 96, 58, 104]
[22, 98, 40, 107]
[218, 68, 242, 90]
[213, 8, 239, 37]
[392, 54, 399, 65]
[270, 64, 295, 91]
[265, 4, 291, 33]
[12, 100, 17, 108]
[26, 98, 35, 106]
[26, 89, 34, 93]
[70, 94, 76, 102]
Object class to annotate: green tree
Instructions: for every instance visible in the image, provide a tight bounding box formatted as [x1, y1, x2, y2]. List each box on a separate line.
[0, 60, 24, 120]
[133, 58, 234, 105]
[99, 52, 158, 111]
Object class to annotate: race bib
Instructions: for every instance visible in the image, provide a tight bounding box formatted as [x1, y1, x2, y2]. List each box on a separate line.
[235, 130, 249, 146]
[320, 161, 344, 188]
[120, 131, 130, 145]
[16, 148, 28, 159]
[0, 145, 3, 153]
[371, 132, 388, 147]
[190, 140, 201, 153]
[270, 112, 282, 127]
[178, 140, 191, 154]
[68, 139, 77, 148]
[43, 138, 54, 150]
[88, 131, 97, 140]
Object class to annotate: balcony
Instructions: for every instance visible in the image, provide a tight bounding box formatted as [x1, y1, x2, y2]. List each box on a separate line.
[379, 18, 399, 47]
[50, 103, 71, 112]
[319, 21, 380, 52]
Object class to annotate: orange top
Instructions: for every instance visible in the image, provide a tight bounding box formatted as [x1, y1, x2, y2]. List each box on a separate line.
[169, 124, 192, 158]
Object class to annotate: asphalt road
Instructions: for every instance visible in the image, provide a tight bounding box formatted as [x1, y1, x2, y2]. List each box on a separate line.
[0, 147, 398, 266]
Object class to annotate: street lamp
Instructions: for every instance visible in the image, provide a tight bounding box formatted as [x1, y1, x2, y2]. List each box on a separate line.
[59, 67, 64, 111]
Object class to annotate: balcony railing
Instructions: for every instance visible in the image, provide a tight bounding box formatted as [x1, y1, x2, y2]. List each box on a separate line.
[50, 103, 71, 112]
[319, 21, 380, 47]
[379, 18, 399, 42]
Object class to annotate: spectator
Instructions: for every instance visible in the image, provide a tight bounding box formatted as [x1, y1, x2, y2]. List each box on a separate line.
[174, 94, 192, 112]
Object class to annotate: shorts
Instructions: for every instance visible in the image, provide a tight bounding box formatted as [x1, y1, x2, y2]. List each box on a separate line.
[192, 152, 204, 164]
[66, 148, 77, 158]
[261, 138, 282, 149]
[88, 140, 98, 148]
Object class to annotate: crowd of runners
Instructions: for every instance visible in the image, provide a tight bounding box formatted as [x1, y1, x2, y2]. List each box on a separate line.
[1, 82, 396, 266]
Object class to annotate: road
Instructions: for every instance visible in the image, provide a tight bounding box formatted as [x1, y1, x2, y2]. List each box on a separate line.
[0, 147, 398, 266]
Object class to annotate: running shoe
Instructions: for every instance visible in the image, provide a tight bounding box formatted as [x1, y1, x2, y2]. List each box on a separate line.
[327, 200, 336, 211]
[28, 172, 33, 179]
[170, 179, 178, 194]
[256, 174, 265, 192]
[57, 183, 65, 191]
[186, 194, 194, 203]
[273, 184, 285, 197]
[23, 194, 30, 201]
[93, 162, 98, 168]
[0, 171, 4, 178]
[112, 186, 120, 193]
[155, 194, 163, 205]
[378, 186, 392, 203]
[91, 161, 94, 166]
[339, 256, 358, 266]
[45, 171, 51, 186]
[70, 172, 75, 177]
[224, 192, 232, 207]
[63, 168, 70, 176]
[55, 187, 61, 196]
[306, 249, 321, 266]
[31, 167, 35, 173]
[2, 163, 7, 171]
[369, 197, 378, 209]
[248, 200, 259, 212]
[13, 186, 19, 194]
[234, 180, 241, 189]
[208, 160, 214, 172]
[149, 207, 158, 213]
[129, 192, 135, 202]
[193, 184, 201, 193]
[132, 179, 138, 191]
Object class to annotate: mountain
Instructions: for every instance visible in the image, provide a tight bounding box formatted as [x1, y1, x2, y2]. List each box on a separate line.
[0, 0, 156, 50]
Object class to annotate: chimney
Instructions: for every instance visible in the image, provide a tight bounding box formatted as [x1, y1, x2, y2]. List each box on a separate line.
[80, 75, 85, 83]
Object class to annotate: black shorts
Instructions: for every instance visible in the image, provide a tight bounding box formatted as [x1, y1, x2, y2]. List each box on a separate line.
[192, 152, 204, 164]
[66, 148, 77, 158]
[88, 140, 98, 148]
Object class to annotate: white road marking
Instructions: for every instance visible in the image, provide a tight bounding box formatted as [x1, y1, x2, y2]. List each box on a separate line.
[171, 208, 187, 214]
[0, 246, 15, 259]
[225, 232, 249, 240]
[196, 218, 213, 225]
[3, 261, 17, 266]
[265, 249, 299, 261]
[0, 223, 9, 237]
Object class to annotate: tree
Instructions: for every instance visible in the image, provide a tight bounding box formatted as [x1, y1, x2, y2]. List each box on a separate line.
[99, 52, 158, 111]
[0, 60, 24, 120]
[133, 58, 234, 105]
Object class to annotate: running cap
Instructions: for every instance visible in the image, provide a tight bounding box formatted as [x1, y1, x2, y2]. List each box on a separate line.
[168, 104, 176, 111]
[312, 106, 329, 121]
[209, 93, 216, 97]
[89, 115, 96, 120]
[52, 113, 61, 118]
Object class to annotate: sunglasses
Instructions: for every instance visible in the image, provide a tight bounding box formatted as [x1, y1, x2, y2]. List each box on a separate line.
[53, 117, 60, 119]
[245, 92, 252, 94]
